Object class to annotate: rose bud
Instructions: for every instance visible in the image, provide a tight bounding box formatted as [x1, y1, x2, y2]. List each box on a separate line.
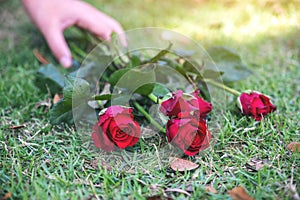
[237, 91, 276, 121]
[92, 105, 141, 151]
[160, 90, 212, 119]
[166, 115, 211, 156]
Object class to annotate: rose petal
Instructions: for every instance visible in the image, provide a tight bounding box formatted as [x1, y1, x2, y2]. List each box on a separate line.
[127, 121, 141, 146]
[191, 90, 213, 118]
[91, 123, 115, 151]
[161, 90, 198, 118]
[112, 114, 136, 134]
[166, 119, 180, 142]
[108, 121, 133, 148]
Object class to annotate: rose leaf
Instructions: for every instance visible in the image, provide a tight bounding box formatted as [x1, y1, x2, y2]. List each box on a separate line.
[108, 68, 130, 86]
[109, 66, 156, 96]
[152, 84, 170, 97]
[35, 64, 65, 94]
[207, 46, 252, 83]
[63, 76, 90, 101]
[50, 76, 92, 125]
[49, 99, 73, 125]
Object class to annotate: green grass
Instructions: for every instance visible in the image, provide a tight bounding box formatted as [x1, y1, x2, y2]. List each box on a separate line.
[1, 0, 300, 199]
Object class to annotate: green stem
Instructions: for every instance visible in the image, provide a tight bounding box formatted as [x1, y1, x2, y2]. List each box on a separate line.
[148, 93, 162, 104]
[133, 102, 166, 133]
[150, 43, 173, 63]
[204, 79, 241, 96]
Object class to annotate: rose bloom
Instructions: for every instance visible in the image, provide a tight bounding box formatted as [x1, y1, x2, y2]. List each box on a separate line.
[166, 113, 211, 156]
[92, 106, 140, 151]
[238, 91, 276, 121]
[160, 90, 212, 119]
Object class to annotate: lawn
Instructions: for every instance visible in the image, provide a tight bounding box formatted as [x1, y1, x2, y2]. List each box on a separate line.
[1, 0, 300, 199]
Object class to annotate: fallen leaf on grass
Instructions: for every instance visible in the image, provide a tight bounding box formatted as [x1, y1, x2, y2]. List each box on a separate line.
[287, 142, 300, 152]
[8, 125, 25, 130]
[205, 185, 218, 194]
[170, 158, 199, 172]
[53, 93, 63, 104]
[0, 192, 12, 200]
[33, 49, 49, 64]
[228, 186, 254, 200]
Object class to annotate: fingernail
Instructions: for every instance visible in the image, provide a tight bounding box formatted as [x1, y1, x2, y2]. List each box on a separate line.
[59, 56, 72, 68]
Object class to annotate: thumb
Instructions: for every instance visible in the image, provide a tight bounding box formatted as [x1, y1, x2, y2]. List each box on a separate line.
[42, 25, 72, 68]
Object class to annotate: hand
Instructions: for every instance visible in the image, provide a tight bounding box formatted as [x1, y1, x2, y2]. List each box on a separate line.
[22, 0, 124, 68]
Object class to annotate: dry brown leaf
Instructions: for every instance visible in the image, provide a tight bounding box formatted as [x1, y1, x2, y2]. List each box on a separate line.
[0, 192, 12, 200]
[53, 94, 63, 104]
[287, 142, 300, 152]
[33, 49, 49, 64]
[8, 125, 25, 130]
[170, 158, 199, 172]
[228, 186, 254, 200]
[205, 185, 218, 194]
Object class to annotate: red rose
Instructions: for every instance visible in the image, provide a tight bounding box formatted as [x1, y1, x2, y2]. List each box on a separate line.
[166, 115, 211, 156]
[238, 91, 276, 121]
[190, 89, 213, 119]
[92, 106, 141, 151]
[92, 123, 115, 151]
[160, 90, 212, 119]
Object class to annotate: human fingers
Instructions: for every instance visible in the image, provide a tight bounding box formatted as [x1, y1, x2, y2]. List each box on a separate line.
[42, 24, 73, 68]
[74, 3, 127, 46]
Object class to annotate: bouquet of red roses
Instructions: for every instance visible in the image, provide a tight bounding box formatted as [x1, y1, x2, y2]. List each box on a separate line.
[35, 28, 276, 157]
